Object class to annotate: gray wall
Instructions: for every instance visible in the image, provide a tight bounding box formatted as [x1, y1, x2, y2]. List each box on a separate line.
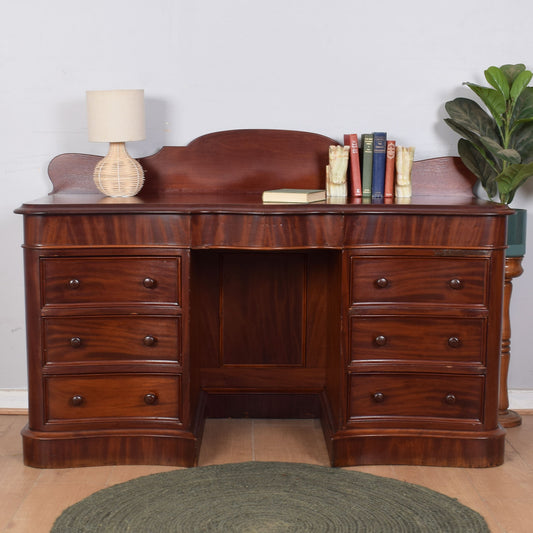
[2, 0, 532, 402]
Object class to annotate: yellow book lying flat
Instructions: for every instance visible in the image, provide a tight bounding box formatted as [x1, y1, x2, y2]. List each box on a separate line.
[262, 188, 326, 203]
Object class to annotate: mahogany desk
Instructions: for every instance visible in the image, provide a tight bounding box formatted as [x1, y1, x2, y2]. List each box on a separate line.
[16, 129, 510, 468]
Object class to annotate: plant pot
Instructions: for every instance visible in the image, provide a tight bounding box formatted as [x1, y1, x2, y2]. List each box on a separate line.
[499, 207, 526, 428]
[506, 208, 527, 257]
[472, 181, 527, 256]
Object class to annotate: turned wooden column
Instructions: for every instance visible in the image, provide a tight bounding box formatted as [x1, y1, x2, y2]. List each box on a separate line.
[498, 256, 524, 428]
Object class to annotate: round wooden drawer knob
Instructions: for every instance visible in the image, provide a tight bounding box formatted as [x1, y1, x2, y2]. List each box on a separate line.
[372, 392, 385, 403]
[375, 278, 389, 289]
[448, 336, 461, 348]
[143, 335, 157, 346]
[144, 393, 158, 405]
[449, 278, 463, 290]
[374, 335, 387, 346]
[71, 395, 84, 406]
[445, 393, 457, 405]
[143, 277, 158, 289]
[70, 337, 82, 348]
[68, 279, 81, 290]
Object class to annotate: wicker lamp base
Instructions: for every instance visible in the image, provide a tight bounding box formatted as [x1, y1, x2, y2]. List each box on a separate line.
[93, 142, 144, 197]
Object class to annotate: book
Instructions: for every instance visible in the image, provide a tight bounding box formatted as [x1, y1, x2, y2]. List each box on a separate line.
[361, 134, 374, 198]
[371, 132, 387, 198]
[262, 188, 326, 203]
[343, 134, 362, 197]
[384, 140, 396, 198]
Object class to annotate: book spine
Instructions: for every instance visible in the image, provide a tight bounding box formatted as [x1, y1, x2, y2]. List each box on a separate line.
[371, 132, 387, 198]
[343, 133, 362, 197]
[361, 134, 373, 198]
[384, 140, 396, 198]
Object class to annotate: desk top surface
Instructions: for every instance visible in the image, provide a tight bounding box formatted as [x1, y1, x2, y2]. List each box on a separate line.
[16, 191, 511, 217]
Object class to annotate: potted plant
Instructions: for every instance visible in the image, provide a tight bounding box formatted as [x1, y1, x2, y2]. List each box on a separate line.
[444, 63, 532, 256]
[444, 64, 532, 428]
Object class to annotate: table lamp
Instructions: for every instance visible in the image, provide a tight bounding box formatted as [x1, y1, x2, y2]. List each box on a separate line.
[86, 89, 146, 197]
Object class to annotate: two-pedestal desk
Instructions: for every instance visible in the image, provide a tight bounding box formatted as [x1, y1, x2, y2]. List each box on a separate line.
[15, 129, 510, 468]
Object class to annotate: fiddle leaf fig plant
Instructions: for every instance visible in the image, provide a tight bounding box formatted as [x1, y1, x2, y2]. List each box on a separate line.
[444, 63, 533, 204]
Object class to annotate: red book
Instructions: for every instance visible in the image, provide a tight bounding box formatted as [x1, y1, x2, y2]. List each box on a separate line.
[384, 140, 396, 198]
[344, 133, 362, 197]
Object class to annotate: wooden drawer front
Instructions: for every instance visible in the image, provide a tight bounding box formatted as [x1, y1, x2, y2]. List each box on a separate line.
[45, 375, 180, 421]
[42, 257, 180, 305]
[350, 316, 484, 364]
[350, 257, 487, 305]
[44, 317, 181, 364]
[348, 374, 484, 421]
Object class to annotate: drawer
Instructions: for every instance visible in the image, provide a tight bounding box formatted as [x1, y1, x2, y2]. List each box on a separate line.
[350, 257, 487, 305]
[43, 316, 181, 364]
[349, 316, 485, 364]
[348, 373, 484, 422]
[45, 374, 181, 421]
[42, 257, 180, 306]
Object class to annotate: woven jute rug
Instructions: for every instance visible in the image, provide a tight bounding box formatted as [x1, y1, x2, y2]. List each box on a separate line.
[51, 461, 489, 532]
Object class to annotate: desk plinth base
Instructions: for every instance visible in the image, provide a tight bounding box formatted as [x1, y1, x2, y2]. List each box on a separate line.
[21, 426, 202, 469]
[322, 427, 506, 468]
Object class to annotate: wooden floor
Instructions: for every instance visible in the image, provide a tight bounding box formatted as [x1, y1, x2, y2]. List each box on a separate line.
[1, 415, 532, 532]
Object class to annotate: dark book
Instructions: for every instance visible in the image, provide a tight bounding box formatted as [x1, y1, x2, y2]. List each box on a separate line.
[371, 132, 387, 198]
[384, 140, 396, 198]
[343, 133, 362, 197]
[361, 134, 374, 198]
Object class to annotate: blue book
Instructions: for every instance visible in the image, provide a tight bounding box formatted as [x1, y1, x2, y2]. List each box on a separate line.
[371, 132, 387, 198]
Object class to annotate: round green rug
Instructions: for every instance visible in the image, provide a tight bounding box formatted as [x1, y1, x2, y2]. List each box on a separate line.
[51, 461, 489, 532]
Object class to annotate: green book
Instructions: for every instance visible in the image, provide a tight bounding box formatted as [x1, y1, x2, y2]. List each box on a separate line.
[361, 134, 374, 198]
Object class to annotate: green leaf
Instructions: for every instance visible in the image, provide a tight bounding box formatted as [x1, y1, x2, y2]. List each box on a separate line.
[444, 118, 490, 155]
[485, 174, 500, 200]
[464, 83, 506, 121]
[445, 98, 500, 141]
[458, 138, 498, 197]
[444, 116, 502, 175]
[495, 161, 533, 203]
[485, 66, 510, 99]
[444, 117, 478, 142]
[510, 70, 533, 101]
[510, 122, 533, 163]
[479, 137, 522, 163]
[511, 87, 533, 123]
[500, 64, 527, 86]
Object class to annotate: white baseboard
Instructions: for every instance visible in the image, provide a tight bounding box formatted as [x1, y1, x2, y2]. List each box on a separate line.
[1, 389, 533, 412]
[0, 390, 28, 411]
[508, 389, 533, 411]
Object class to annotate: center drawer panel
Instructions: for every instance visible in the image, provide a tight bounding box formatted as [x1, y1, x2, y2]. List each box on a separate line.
[43, 316, 181, 364]
[349, 316, 485, 364]
[45, 374, 181, 421]
[350, 257, 488, 305]
[348, 373, 484, 422]
[42, 257, 180, 306]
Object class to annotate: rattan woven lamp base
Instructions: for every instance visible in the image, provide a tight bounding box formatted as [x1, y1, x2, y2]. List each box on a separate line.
[94, 142, 144, 197]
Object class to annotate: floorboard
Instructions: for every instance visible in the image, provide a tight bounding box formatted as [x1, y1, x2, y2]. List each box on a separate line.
[1, 415, 531, 532]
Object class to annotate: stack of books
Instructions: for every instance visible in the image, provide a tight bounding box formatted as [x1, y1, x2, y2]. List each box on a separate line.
[344, 132, 396, 199]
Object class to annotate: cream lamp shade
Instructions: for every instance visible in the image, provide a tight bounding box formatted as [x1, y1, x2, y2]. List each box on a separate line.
[86, 89, 146, 197]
